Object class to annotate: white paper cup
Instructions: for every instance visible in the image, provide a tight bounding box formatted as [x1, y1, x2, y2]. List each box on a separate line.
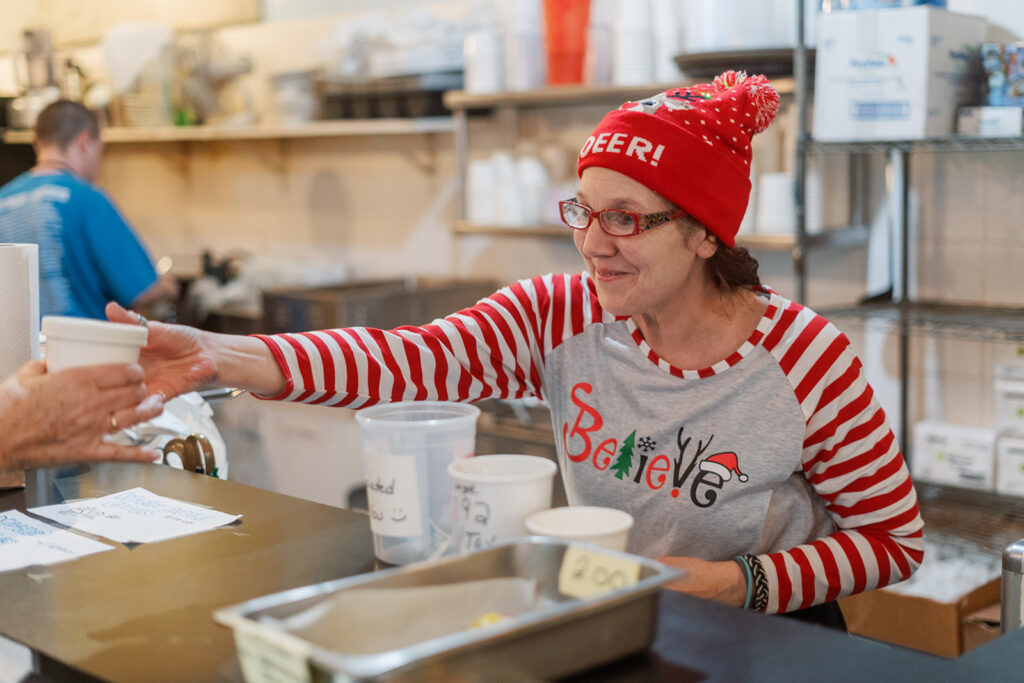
[41, 316, 148, 373]
[525, 506, 634, 552]
[355, 401, 480, 565]
[448, 454, 557, 552]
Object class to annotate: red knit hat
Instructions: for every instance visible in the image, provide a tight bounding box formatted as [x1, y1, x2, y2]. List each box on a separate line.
[576, 71, 779, 248]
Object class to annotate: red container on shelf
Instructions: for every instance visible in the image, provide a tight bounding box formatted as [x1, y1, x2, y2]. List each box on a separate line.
[544, 0, 591, 85]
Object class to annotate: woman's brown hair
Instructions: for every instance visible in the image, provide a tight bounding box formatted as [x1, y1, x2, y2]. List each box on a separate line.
[680, 215, 761, 290]
[706, 243, 761, 290]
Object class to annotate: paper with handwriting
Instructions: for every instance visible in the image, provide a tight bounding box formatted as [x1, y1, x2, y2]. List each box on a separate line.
[29, 487, 241, 544]
[0, 509, 113, 572]
[363, 454, 424, 538]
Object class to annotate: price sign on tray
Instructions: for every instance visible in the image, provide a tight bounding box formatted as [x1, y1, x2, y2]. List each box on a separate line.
[558, 544, 642, 599]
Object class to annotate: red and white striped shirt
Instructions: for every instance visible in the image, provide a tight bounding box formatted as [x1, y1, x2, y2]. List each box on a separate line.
[257, 273, 923, 613]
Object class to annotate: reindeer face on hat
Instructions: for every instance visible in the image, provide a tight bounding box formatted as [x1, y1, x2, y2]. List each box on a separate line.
[577, 71, 780, 248]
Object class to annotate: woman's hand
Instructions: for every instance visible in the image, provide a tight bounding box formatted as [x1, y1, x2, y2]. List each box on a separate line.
[657, 555, 748, 607]
[106, 301, 218, 400]
[106, 301, 287, 399]
[0, 360, 165, 472]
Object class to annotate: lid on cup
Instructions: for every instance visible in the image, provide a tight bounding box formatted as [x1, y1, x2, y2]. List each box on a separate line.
[41, 316, 148, 346]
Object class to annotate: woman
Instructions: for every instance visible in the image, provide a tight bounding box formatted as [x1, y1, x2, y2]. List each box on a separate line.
[107, 72, 923, 626]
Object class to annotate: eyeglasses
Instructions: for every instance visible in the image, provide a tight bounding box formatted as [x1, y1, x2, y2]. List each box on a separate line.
[558, 199, 689, 237]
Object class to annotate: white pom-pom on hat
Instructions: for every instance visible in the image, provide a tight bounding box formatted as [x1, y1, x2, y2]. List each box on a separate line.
[713, 70, 780, 134]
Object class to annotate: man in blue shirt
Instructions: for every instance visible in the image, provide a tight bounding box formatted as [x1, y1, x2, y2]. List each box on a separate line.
[0, 100, 176, 319]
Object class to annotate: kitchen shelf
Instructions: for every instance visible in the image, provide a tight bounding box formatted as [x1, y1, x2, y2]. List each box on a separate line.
[675, 48, 814, 79]
[453, 220, 869, 251]
[742, 223, 871, 251]
[1, 117, 455, 145]
[820, 300, 1024, 344]
[809, 135, 1024, 155]
[453, 221, 568, 239]
[444, 79, 796, 111]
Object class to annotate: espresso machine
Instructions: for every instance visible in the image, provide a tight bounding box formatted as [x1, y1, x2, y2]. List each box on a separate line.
[6, 29, 61, 129]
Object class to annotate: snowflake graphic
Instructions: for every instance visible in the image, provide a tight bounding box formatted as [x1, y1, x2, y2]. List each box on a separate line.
[637, 436, 656, 452]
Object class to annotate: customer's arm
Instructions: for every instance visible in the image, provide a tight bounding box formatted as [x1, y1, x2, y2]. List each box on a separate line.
[0, 360, 165, 472]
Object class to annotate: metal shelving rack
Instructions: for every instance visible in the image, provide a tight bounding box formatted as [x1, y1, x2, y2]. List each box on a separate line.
[794, 1, 1024, 459]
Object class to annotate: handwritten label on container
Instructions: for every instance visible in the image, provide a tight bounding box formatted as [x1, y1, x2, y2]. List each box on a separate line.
[454, 481, 498, 552]
[364, 454, 423, 538]
[557, 545, 641, 599]
[232, 620, 313, 683]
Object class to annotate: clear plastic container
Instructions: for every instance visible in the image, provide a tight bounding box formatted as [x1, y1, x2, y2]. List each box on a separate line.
[356, 401, 480, 565]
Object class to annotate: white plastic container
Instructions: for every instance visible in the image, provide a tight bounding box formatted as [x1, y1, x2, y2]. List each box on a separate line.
[448, 454, 557, 552]
[525, 505, 634, 552]
[996, 434, 1024, 498]
[463, 28, 504, 94]
[994, 364, 1024, 435]
[41, 316, 148, 372]
[355, 401, 480, 565]
[912, 420, 995, 491]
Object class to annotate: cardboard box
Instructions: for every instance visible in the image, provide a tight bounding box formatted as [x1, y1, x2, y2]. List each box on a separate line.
[962, 602, 1002, 654]
[812, 7, 986, 140]
[912, 421, 995, 490]
[958, 106, 1024, 137]
[838, 577, 1000, 658]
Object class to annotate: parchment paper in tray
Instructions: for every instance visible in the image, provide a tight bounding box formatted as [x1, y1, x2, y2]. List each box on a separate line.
[263, 577, 540, 655]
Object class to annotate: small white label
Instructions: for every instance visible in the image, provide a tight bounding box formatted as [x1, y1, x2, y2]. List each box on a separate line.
[233, 622, 313, 683]
[364, 453, 424, 538]
[557, 545, 642, 599]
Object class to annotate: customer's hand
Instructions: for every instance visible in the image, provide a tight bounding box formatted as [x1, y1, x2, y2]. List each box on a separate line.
[657, 555, 748, 607]
[106, 301, 218, 400]
[0, 360, 165, 472]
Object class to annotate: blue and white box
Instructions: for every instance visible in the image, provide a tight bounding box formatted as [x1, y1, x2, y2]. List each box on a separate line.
[813, 6, 986, 140]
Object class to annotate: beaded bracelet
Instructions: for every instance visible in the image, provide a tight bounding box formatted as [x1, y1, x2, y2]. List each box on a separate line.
[733, 555, 754, 609]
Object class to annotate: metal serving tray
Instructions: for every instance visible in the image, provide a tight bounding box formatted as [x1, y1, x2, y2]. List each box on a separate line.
[214, 537, 681, 682]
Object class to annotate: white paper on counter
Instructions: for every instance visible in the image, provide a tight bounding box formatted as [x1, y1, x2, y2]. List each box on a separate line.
[0, 510, 113, 572]
[29, 487, 241, 544]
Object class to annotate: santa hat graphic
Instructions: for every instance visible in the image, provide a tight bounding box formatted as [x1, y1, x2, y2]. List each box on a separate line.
[699, 452, 748, 482]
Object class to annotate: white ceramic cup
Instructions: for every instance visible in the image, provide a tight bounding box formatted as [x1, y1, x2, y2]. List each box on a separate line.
[448, 454, 557, 552]
[525, 506, 634, 552]
[41, 316, 148, 372]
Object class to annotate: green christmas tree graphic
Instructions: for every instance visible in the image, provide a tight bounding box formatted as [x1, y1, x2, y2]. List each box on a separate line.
[611, 430, 637, 480]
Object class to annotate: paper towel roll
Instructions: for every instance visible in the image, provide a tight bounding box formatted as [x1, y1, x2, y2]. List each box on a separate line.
[0, 244, 40, 381]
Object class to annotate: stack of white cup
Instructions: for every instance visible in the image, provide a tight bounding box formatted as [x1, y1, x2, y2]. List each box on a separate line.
[469, 151, 551, 227]
[651, 0, 681, 83]
[613, 0, 655, 85]
[584, 0, 615, 85]
[499, 0, 546, 91]
[464, 27, 504, 94]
